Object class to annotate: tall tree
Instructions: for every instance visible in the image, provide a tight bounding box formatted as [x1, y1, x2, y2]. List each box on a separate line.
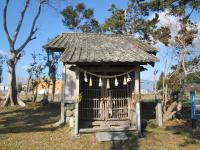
[26, 52, 45, 102]
[45, 50, 60, 101]
[102, 1, 158, 37]
[103, 0, 200, 121]
[61, 3, 101, 32]
[134, 0, 200, 121]
[2, 0, 46, 106]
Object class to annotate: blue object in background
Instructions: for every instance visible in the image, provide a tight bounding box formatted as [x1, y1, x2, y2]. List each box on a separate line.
[190, 91, 197, 120]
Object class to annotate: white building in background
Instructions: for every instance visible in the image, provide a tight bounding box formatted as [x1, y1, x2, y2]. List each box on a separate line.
[141, 89, 148, 94]
[0, 85, 8, 92]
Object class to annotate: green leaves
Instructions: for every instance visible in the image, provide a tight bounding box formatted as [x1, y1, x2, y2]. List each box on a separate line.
[75, 3, 85, 13]
[138, 0, 200, 46]
[102, 9, 126, 34]
[61, 6, 79, 30]
[61, 0, 199, 46]
[80, 18, 101, 33]
[152, 27, 171, 46]
[83, 8, 94, 19]
[61, 3, 100, 33]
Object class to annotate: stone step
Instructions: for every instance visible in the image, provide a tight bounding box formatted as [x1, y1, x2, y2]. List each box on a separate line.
[79, 126, 136, 133]
[96, 132, 128, 142]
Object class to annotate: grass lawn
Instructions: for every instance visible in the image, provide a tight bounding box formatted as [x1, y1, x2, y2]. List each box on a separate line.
[0, 102, 200, 150]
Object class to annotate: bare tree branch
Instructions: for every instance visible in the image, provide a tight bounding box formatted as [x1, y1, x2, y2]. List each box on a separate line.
[194, 73, 200, 80]
[185, 7, 194, 20]
[17, 0, 43, 53]
[187, 60, 200, 74]
[3, 0, 13, 48]
[177, 37, 188, 75]
[13, 0, 30, 45]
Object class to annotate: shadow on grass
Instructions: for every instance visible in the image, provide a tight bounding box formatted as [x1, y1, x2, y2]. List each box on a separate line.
[109, 131, 139, 150]
[108, 101, 156, 150]
[108, 124, 155, 150]
[0, 102, 61, 134]
[165, 107, 200, 148]
[140, 101, 156, 121]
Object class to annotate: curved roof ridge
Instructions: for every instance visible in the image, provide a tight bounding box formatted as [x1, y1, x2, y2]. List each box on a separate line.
[44, 32, 159, 64]
[61, 32, 133, 37]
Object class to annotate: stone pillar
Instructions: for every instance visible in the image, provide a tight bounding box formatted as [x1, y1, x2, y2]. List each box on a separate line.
[156, 101, 163, 126]
[61, 63, 66, 123]
[135, 67, 141, 134]
[64, 64, 77, 125]
[61, 64, 80, 135]
[74, 68, 79, 135]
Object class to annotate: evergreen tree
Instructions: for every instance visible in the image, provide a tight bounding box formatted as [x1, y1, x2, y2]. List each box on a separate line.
[136, 0, 200, 121]
[102, 4, 126, 34]
[61, 3, 101, 32]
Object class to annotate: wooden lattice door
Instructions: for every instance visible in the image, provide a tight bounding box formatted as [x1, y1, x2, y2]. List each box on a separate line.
[79, 73, 131, 124]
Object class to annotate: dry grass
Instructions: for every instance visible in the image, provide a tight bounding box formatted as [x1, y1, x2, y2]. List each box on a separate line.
[139, 120, 200, 150]
[0, 103, 200, 150]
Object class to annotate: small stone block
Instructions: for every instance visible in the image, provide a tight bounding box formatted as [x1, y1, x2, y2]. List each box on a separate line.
[96, 132, 128, 142]
[66, 110, 73, 117]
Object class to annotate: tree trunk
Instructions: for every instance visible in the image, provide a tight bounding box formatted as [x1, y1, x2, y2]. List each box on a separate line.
[46, 79, 50, 100]
[2, 60, 25, 107]
[163, 101, 178, 122]
[32, 83, 38, 103]
[6, 63, 17, 106]
[26, 75, 31, 100]
[162, 48, 187, 122]
[26, 76, 31, 94]
[51, 78, 56, 101]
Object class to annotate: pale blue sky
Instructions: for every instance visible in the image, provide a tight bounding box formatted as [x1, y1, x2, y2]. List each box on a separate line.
[0, 0, 199, 85]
